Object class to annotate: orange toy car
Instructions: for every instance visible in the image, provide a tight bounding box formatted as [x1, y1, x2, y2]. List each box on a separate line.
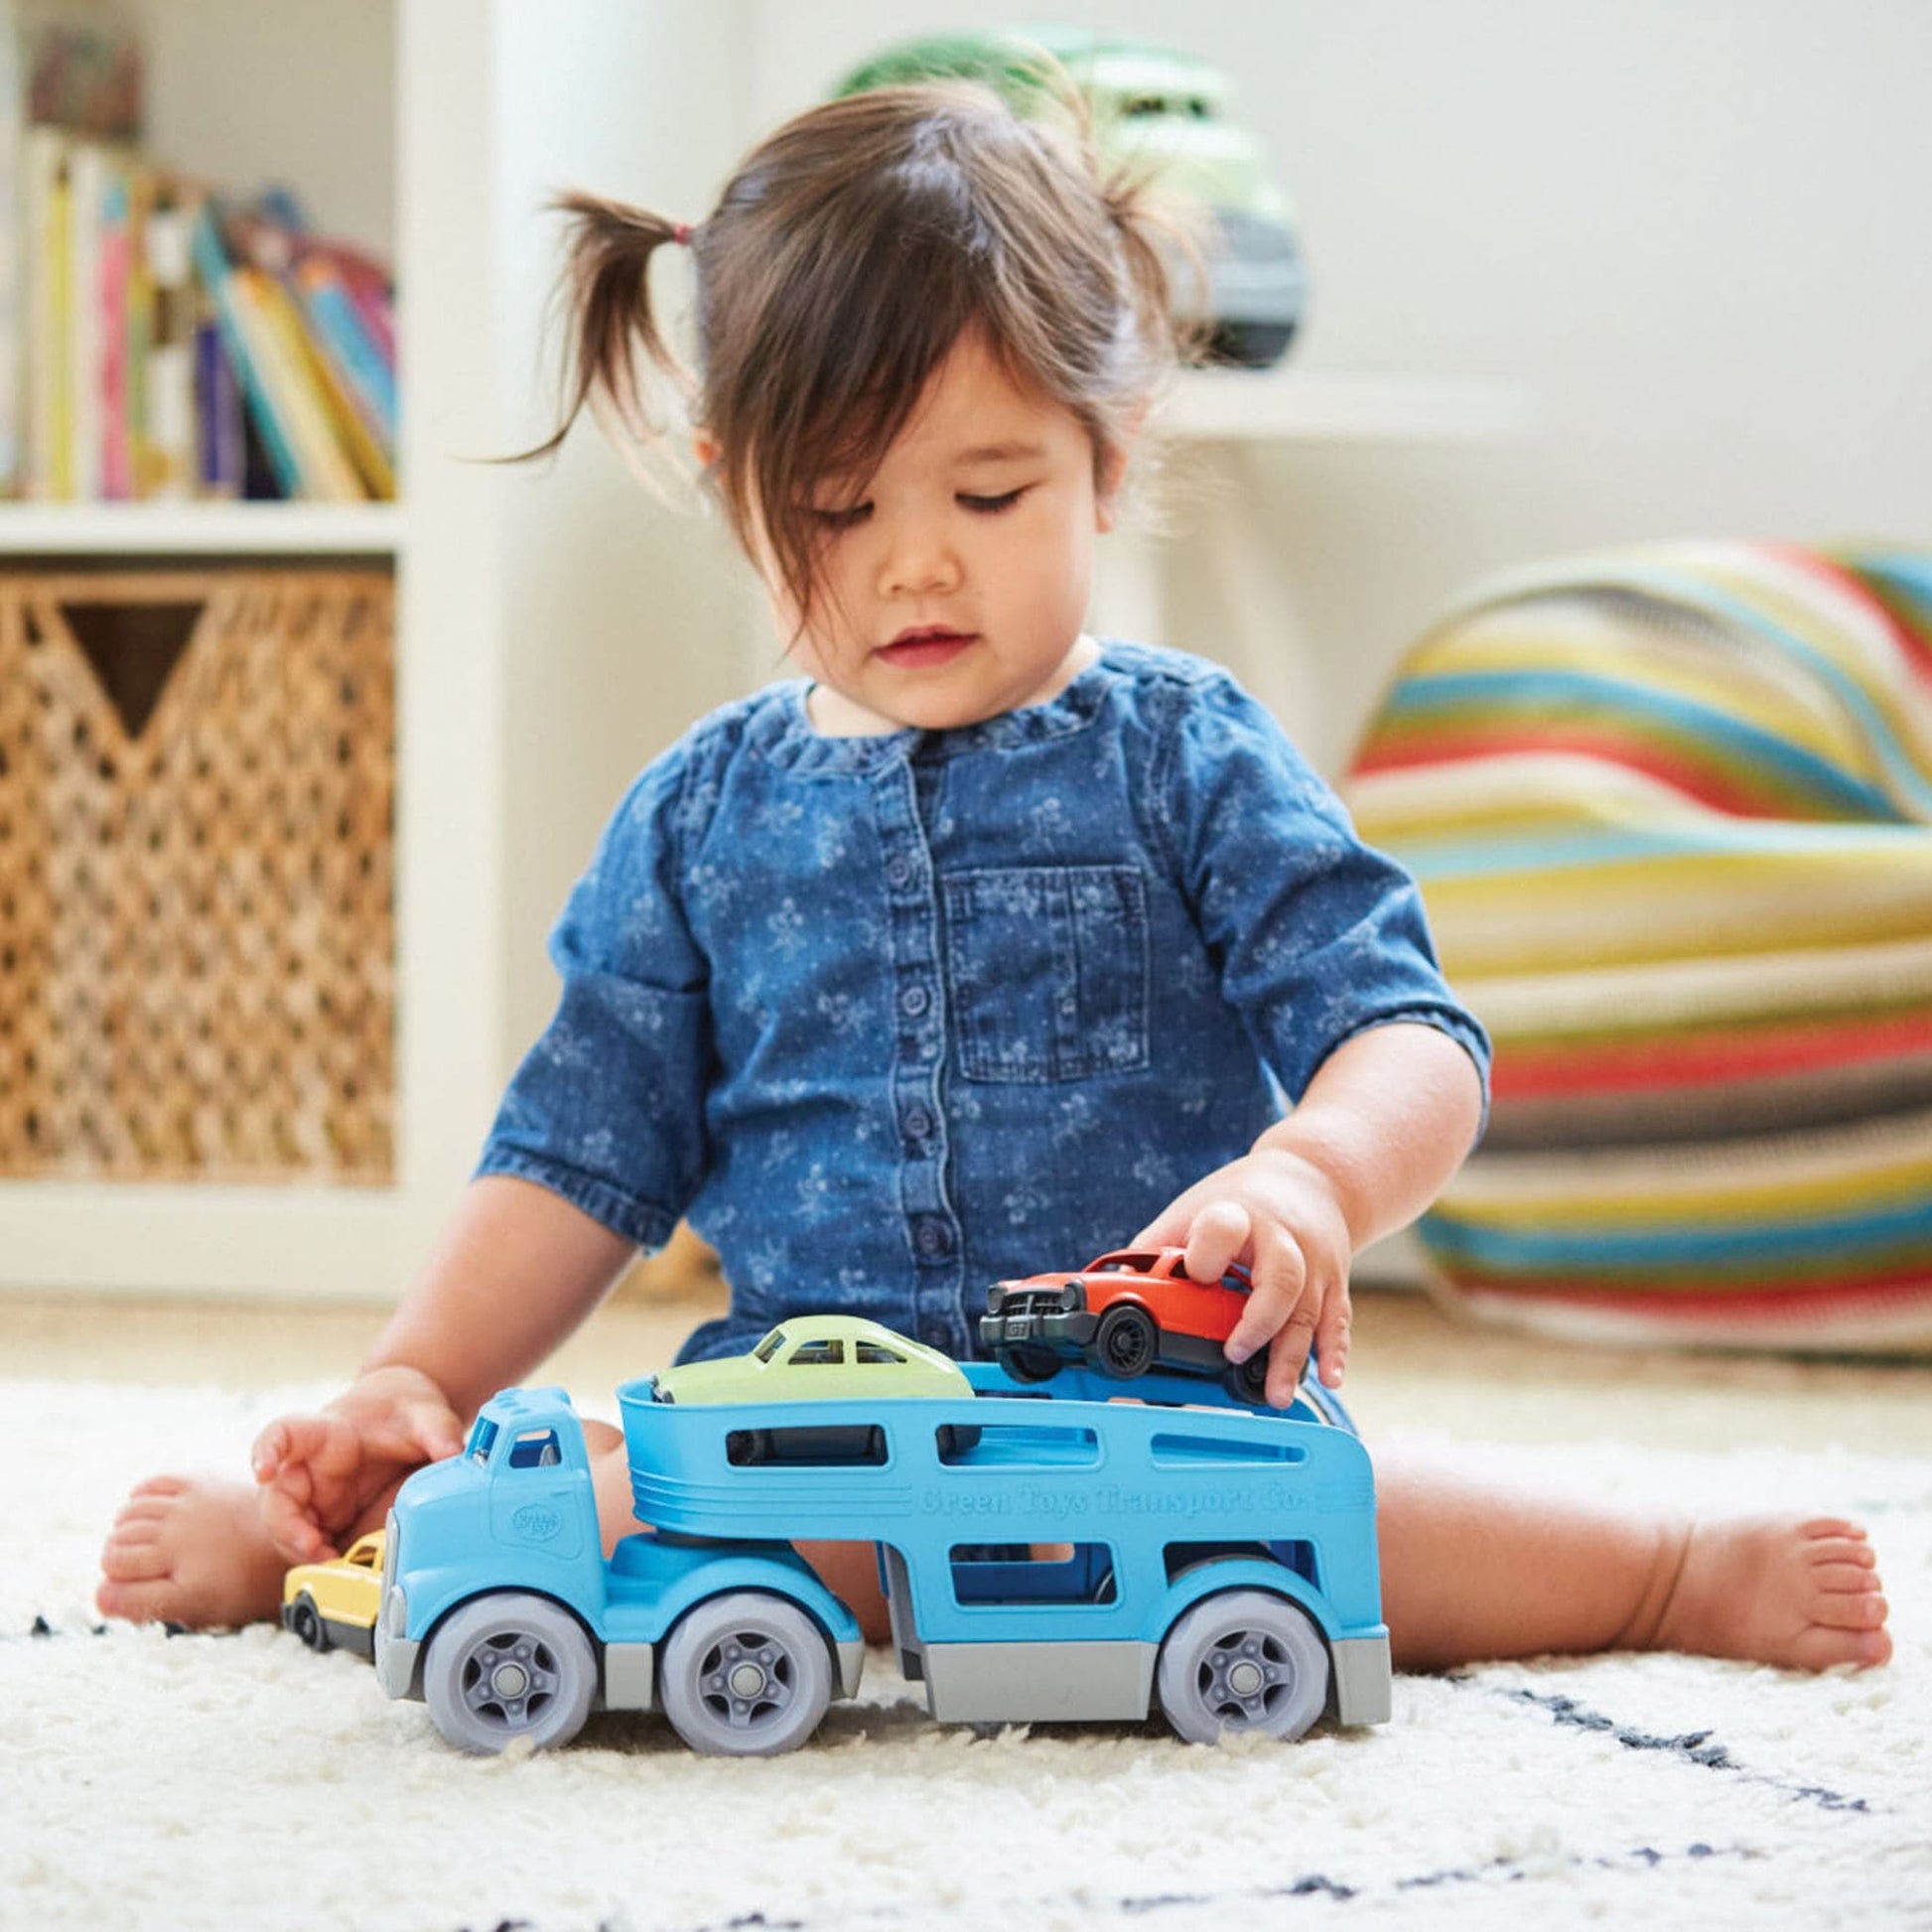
[980, 1247, 1273, 1404]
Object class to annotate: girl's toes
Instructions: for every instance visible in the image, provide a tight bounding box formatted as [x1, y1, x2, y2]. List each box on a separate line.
[94, 1577, 179, 1622]
[127, 1474, 192, 1502]
[1814, 1589, 1888, 1631]
[1811, 1561, 1882, 1595]
[1807, 1536, 1875, 1571]
[1799, 1517, 1865, 1544]
[98, 1537, 172, 1584]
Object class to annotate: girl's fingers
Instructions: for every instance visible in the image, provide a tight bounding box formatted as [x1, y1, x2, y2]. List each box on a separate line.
[1313, 1285, 1353, 1389]
[410, 1406, 466, 1462]
[1263, 1289, 1321, 1409]
[1225, 1225, 1304, 1365]
[259, 1484, 332, 1565]
[1181, 1199, 1252, 1290]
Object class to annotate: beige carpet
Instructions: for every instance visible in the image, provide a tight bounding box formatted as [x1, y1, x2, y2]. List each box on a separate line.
[7, 1289, 1930, 1931]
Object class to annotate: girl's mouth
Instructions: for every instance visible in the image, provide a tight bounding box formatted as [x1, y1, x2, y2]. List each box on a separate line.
[878, 627, 976, 668]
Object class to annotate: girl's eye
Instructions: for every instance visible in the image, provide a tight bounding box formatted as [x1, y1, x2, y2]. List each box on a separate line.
[808, 502, 872, 532]
[959, 488, 1025, 514]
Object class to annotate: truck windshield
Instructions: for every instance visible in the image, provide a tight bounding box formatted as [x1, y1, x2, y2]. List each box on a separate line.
[468, 1418, 499, 1466]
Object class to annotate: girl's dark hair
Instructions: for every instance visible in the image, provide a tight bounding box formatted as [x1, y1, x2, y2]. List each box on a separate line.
[524, 77, 1185, 621]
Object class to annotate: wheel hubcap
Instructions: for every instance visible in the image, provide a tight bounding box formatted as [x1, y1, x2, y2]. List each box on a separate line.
[461, 1632, 560, 1730]
[1198, 1628, 1294, 1726]
[702, 1633, 795, 1729]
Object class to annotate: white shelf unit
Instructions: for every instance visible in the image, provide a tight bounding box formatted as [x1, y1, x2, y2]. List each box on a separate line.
[0, 503, 407, 555]
[0, 0, 1525, 1301]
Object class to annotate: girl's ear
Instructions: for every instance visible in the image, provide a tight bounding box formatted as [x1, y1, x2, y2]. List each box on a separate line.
[693, 431, 721, 470]
[1094, 399, 1149, 533]
[1094, 422, 1141, 534]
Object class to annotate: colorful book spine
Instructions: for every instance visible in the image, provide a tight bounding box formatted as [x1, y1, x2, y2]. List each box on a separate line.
[141, 199, 196, 498]
[294, 257, 395, 445]
[23, 123, 70, 499]
[65, 140, 106, 500]
[236, 262, 364, 501]
[0, 0, 23, 494]
[194, 307, 242, 496]
[283, 296, 395, 498]
[189, 198, 304, 496]
[97, 163, 133, 499]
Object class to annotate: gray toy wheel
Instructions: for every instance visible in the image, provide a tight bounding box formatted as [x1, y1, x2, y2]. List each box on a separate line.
[1157, 1587, 1330, 1744]
[1091, 1303, 1159, 1379]
[422, 1591, 598, 1755]
[659, 1591, 834, 1757]
[289, 1591, 329, 1651]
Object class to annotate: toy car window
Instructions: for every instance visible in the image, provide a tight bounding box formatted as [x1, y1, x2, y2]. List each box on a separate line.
[789, 1339, 845, 1366]
[468, 1419, 498, 1466]
[508, 1429, 562, 1469]
[1093, 1252, 1159, 1273]
[854, 1341, 906, 1365]
[753, 1328, 787, 1363]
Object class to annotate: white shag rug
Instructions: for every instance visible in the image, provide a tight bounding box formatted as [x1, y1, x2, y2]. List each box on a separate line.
[7, 1377, 1930, 1932]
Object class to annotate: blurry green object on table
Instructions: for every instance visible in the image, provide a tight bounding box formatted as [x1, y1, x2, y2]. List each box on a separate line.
[832, 27, 1308, 368]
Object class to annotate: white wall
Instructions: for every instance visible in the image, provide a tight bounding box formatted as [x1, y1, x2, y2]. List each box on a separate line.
[748, 0, 1932, 771]
[486, 2, 761, 1053]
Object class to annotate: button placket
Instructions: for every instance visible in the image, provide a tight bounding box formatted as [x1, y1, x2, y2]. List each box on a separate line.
[873, 755, 968, 1357]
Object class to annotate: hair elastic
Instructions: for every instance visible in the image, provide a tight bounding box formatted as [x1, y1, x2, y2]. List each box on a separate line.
[672, 222, 692, 246]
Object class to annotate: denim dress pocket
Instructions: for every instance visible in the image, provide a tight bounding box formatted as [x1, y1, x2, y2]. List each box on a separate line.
[940, 865, 1151, 1082]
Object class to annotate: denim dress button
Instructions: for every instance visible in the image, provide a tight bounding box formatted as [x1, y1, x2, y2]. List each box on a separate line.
[903, 1105, 933, 1141]
[913, 1216, 951, 1257]
[900, 984, 930, 1018]
[886, 855, 914, 890]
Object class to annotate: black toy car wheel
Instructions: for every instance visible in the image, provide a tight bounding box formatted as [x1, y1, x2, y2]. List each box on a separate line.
[1226, 1352, 1273, 1406]
[997, 1342, 1062, 1384]
[1091, 1303, 1159, 1379]
[288, 1592, 329, 1652]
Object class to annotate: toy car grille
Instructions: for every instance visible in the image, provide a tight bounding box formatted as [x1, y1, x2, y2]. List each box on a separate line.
[1006, 1289, 1076, 1316]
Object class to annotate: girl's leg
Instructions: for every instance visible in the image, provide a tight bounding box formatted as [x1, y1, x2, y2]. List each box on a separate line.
[1373, 1442, 1890, 1673]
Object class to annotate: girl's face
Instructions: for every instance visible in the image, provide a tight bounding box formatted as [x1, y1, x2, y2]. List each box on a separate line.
[760, 329, 1125, 736]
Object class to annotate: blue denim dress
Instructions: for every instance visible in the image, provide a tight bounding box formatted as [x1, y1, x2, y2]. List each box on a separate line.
[479, 642, 1490, 1364]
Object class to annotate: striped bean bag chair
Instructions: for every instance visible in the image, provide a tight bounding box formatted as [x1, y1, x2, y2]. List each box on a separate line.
[1342, 542, 1932, 1352]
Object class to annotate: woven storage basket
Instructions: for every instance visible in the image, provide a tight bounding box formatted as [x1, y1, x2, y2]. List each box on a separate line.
[0, 567, 394, 1183]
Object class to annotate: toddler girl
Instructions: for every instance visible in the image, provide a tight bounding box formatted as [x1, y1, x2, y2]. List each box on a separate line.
[100, 80, 1887, 1673]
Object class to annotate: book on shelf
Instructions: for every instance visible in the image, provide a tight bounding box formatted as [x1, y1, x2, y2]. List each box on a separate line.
[2, 129, 399, 505]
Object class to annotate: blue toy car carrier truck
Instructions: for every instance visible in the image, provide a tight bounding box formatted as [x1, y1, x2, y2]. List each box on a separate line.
[373, 1351, 1391, 1755]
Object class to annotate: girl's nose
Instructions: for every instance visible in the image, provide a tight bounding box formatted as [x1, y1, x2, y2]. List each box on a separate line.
[879, 525, 962, 599]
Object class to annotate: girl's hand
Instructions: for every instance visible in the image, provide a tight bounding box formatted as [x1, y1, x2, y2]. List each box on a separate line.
[1132, 1146, 1354, 1406]
[250, 1364, 466, 1564]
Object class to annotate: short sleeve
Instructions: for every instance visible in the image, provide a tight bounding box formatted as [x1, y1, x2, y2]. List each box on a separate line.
[477, 742, 714, 1248]
[1156, 672, 1491, 1111]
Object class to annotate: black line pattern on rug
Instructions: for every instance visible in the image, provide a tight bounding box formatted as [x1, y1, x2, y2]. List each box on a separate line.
[1478, 1683, 1876, 1814]
[19, 1615, 213, 1639]
[454, 1840, 1767, 1932]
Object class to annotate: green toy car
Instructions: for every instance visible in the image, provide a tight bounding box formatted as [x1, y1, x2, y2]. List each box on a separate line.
[648, 1314, 979, 1461]
[833, 28, 1308, 366]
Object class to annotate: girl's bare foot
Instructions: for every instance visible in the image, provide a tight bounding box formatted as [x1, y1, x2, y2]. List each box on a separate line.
[1652, 1515, 1891, 1671]
[95, 1475, 291, 1631]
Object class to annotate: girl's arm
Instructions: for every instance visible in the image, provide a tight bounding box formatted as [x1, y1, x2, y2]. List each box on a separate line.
[251, 1175, 636, 1560]
[359, 1173, 637, 1417]
[1132, 1022, 1484, 1408]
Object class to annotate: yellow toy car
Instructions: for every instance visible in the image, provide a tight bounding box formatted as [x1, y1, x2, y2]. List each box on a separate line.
[282, 1530, 385, 1657]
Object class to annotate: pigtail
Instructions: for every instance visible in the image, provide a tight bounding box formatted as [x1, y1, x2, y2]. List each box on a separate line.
[1101, 169, 1207, 369]
[511, 192, 698, 472]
